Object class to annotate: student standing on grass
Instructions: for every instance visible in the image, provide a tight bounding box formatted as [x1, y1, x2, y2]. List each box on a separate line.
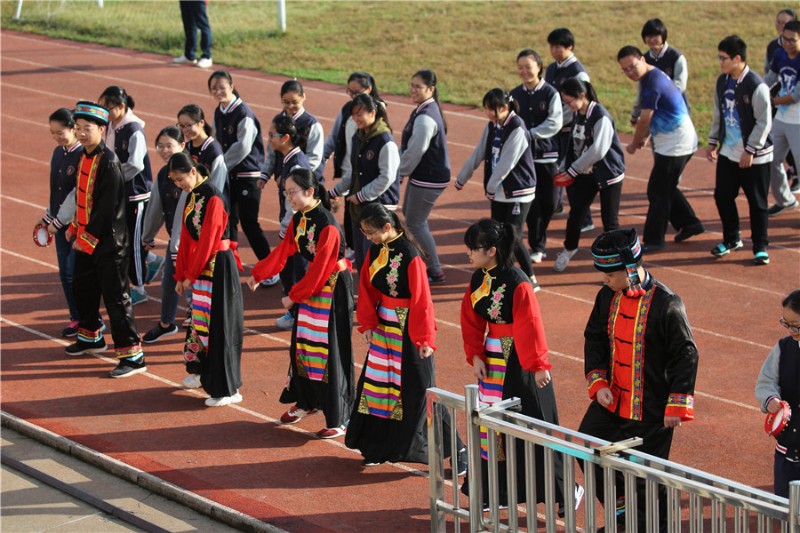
[208, 70, 280, 286]
[173, 0, 213, 69]
[765, 20, 800, 216]
[346, 203, 466, 471]
[329, 93, 400, 273]
[455, 88, 539, 290]
[618, 46, 704, 253]
[706, 35, 773, 266]
[262, 79, 324, 183]
[141, 126, 189, 344]
[64, 101, 146, 379]
[248, 168, 355, 440]
[755, 289, 800, 498]
[552, 79, 624, 273]
[265, 115, 312, 331]
[38, 108, 82, 338]
[323, 72, 385, 260]
[545, 27, 593, 231]
[510, 49, 562, 265]
[171, 153, 244, 407]
[459, 219, 572, 514]
[98, 86, 159, 306]
[399, 69, 450, 284]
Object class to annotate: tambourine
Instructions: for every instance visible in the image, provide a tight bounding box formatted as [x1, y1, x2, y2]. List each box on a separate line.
[33, 223, 53, 248]
[765, 400, 791, 437]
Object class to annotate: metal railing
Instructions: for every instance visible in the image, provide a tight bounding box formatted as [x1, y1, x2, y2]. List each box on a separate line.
[428, 385, 800, 532]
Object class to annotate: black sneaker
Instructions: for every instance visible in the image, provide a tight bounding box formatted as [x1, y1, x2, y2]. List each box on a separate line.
[109, 358, 147, 378]
[790, 177, 800, 194]
[142, 323, 179, 343]
[767, 200, 799, 216]
[674, 222, 705, 243]
[65, 339, 107, 356]
[61, 320, 80, 338]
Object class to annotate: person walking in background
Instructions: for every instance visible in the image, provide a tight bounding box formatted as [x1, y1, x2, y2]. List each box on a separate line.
[98, 86, 159, 306]
[329, 93, 400, 273]
[171, 152, 244, 407]
[579, 228, 698, 531]
[511, 49, 562, 265]
[64, 101, 146, 379]
[765, 20, 800, 216]
[618, 45, 703, 252]
[455, 88, 539, 290]
[755, 289, 800, 498]
[248, 168, 355, 439]
[460, 219, 572, 513]
[346, 203, 466, 471]
[38, 108, 82, 337]
[399, 69, 450, 284]
[141, 126, 189, 343]
[706, 35, 773, 266]
[208, 70, 279, 285]
[174, 0, 213, 69]
[552, 79, 625, 272]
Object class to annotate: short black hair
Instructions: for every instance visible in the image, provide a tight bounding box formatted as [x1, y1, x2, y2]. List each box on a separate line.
[547, 28, 575, 48]
[641, 18, 668, 41]
[783, 289, 800, 313]
[778, 8, 797, 20]
[785, 20, 800, 34]
[49, 108, 75, 128]
[718, 35, 747, 62]
[617, 45, 644, 62]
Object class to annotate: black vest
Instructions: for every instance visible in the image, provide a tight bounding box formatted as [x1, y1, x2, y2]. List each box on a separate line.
[155, 165, 184, 234]
[712, 67, 773, 156]
[510, 81, 560, 160]
[482, 113, 537, 197]
[567, 102, 625, 188]
[333, 101, 354, 179]
[400, 99, 450, 185]
[351, 131, 400, 206]
[214, 98, 266, 178]
[113, 122, 153, 198]
[777, 336, 800, 455]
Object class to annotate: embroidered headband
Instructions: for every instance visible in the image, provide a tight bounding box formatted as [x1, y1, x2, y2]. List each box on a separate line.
[74, 101, 109, 125]
[590, 229, 642, 273]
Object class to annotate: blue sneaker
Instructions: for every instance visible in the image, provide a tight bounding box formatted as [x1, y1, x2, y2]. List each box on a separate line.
[131, 289, 148, 306]
[754, 250, 770, 265]
[145, 255, 165, 284]
[276, 311, 294, 330]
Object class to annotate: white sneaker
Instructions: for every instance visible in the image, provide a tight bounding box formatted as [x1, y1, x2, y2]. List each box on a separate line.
[530, 275, 541, 292]
[530, 252, 544, 263]
[173, 55, 197, 64]
[554, 248, 578, 272]
[260, 274, 281, 287]
[205, 391, 242, 407]
[182, 374, 202, 389]
[196, 57, 213, 69]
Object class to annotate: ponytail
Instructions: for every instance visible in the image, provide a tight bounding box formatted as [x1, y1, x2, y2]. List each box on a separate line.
[168, 152, 209, 178]
[560, 78, 598, 103]
[178, 104, 214, 137]
[351, 93, 392, 132]
[482, 87, 519, 116]
[413, 69, 447, 133]
[286, 167, 330, 211]
[208, 70, 240, 98]
[464, 219, 516, 270]
[99, 85, 135, 111]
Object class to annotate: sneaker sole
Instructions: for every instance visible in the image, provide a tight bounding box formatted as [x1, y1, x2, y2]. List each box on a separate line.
[66, 345, 108, 356]
[109, 366, 147, 378]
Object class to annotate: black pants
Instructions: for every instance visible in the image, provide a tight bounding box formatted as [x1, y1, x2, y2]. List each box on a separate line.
[490, 200, 532, 276]
[126, 199, 148, 287]
[229, 177, 271, 260]
[643, 153, 701, 247]
[578, 402, 674, 531]
[774, 450, 800, 498]
[713, 156, 769, 252]
[179, 0, 212, 60]
[526, 162, 557, 254]
[73, 249, 141, 356]
[564, 178, 622, 251]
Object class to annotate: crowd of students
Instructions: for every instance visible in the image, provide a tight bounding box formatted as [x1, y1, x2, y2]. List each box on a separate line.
[36, 8, 799, 521]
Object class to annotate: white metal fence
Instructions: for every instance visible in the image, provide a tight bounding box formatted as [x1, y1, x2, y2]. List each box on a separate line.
[427, 385, 800, 532]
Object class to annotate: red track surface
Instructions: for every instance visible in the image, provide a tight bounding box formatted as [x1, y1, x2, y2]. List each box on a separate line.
[2, 31, 799, 531]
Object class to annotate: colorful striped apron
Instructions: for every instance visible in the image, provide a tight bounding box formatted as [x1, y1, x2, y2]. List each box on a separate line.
[478, 322, 514, 460]
[294, 272, 338, 382]
[184, 256, 215, 363]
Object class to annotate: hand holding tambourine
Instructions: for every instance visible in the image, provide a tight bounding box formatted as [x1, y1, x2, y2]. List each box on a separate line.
[765, 400, 791, 438]
[32, 222, 53, 248]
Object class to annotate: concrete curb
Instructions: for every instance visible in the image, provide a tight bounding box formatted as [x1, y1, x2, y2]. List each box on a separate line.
[1, 411, 287, 533]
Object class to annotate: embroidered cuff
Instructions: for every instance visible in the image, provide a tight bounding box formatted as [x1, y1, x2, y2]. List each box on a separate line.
[75, 230, 99, 254]
[116, 343, 143, 360]
[586, 369, 609, 399]
[664, 393, 694, 421]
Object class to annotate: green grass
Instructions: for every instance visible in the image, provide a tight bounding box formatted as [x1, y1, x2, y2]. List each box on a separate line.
[2, 0, 787, 142]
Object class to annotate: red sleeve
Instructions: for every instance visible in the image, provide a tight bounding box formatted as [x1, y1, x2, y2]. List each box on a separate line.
[512, 282, 551, 372]
[287, 224, 340, 303]
[179, 196, 227, 283]
[174, 222, 192, 282]
[251, 218, 297, 283]
[356, 247, 382, 333]
[406, 255, 436, 350]
[460, 287, 487, 366]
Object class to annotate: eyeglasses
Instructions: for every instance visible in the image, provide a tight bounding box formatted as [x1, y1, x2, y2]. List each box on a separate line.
[783, 36, 800, 44]
[176, 122, 196, 130]
[346, 87, 366, 97]
[267, 132, 285, 138]
[717, 55, 732, 62]
[283, 188, 304, 197]
[360, 227, 381, 237]
[779, 318, 800, 334]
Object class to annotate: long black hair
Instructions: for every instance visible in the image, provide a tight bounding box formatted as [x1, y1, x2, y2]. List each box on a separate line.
[286, 167, 330, 211]
[351, 93, 392, 132]
[412, 68, 447, 133]
[560, 78, 599, 103]
[168, 151, 209, 178]
[348, 71, 384, 104]
[464, 219, 517, 270]
[482, 88, 519, 117]
[207, 69, 241, 98]
[49, 107, 76, 128]
[359, 203, 427, 259]
[177, 104, 214, 137]
[272, 114, 308, 151]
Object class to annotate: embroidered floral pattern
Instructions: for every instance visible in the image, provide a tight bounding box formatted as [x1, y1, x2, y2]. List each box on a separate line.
[191, 195, 205, 235]
[487, 283, 507, 323]
[305, 224, 317, 255]
[385, 252, 404, 297]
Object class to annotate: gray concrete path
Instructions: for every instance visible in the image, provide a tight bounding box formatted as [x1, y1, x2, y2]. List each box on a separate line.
[1, 427, 243, 533]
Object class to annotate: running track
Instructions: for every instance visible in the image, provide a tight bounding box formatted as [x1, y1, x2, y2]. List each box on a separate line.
[2, 31, 799, 531]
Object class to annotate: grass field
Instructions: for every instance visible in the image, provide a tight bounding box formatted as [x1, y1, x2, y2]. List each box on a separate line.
[2, 1, 788, 141]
